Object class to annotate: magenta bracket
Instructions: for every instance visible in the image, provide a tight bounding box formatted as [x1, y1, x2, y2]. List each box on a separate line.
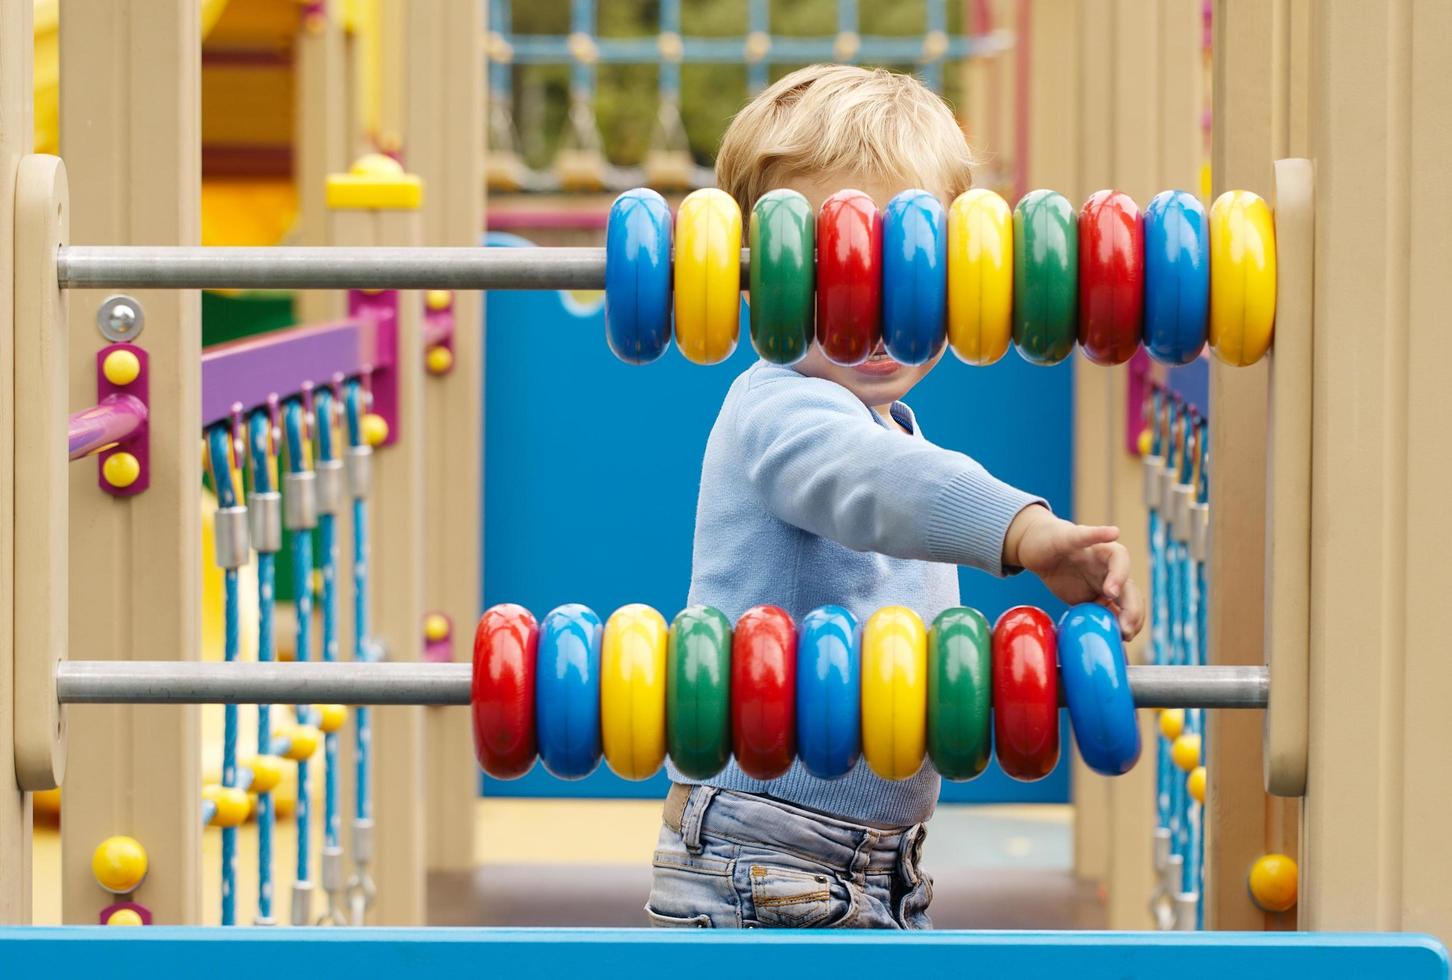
[424, 293, 456, 376]
[96, 343, 151, 497]
[348, 290, 400, 446]
[98, 900, 152, 926]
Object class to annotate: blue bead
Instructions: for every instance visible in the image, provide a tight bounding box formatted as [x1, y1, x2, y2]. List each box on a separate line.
[881, 190, 948, 365]
[535, 604, 603, 780]
[1058, 603, 1141, 776]
[1143, 190, 1209, 366]
[795, 605, 860, 780]
[604, 189, 673, 364]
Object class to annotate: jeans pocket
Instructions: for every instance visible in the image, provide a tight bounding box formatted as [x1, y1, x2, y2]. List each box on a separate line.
[644, 904, 712, 928]
[746, 864, 850, 928]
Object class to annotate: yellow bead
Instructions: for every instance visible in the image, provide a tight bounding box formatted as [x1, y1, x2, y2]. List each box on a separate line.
[673, 188, 742, 365]
[102, 349, 142, 386]
[1187, 765, 1207, 804]
[1159, 707, 1185, 741]
[203, 786, 250, 828]
[1171, 732, 1202, 772]
[103, 452, 141, 489]
[1208, 190, 1276, 367]
[425, 289, 453, 311]
[106, 908, 144, 927]
[92, 835, 148, 894]
[600, 604, 669, 780]
[946, 188, 1014, 366]
[1248, 853, 1298, 913]
[1136, 428, 1152, 457]
[244, 755, 284, 794]
[424, 612, 451, 643]
[361, 413, 389, 447]
[426, 345, 455, 375]
[316, 704, 348, 734]
[279, 724, 321, 761]
[861, 606, 929, 781]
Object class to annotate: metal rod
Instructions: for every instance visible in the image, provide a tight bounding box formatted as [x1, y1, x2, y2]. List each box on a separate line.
[57, 245, 755, 292]
[67, 393, 148, 461]
[54, 660, 1269, 709]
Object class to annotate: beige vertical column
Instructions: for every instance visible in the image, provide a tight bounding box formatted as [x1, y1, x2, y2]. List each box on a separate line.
[59, 0, 202, 925]
[327, 158, 427, 925]
[1204, 0, 1305, 932]
[403, 0, 484, 875]
[295, 0, 349, 326]
[0, 0, 34, 926]
[1302, 0, 1452, 937]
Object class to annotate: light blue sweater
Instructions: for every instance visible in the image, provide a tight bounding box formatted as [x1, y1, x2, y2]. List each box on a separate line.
[672, 360, 1044, 827]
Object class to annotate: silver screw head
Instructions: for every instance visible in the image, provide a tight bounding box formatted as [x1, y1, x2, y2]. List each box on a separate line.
[97, 294, 145, 342]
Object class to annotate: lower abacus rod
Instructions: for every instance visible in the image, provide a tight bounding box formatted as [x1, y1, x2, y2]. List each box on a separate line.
[55, 661, 1269, 710]
[57, 245, 754, 292]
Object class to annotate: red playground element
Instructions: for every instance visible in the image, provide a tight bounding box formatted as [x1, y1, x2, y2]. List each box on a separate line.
[471, 604, 539, 779]
[731, 605, 798, 780]
[816, 190, 883, 365]
[1078, 190, 1144, 365]
[991, 605, 1061, 781]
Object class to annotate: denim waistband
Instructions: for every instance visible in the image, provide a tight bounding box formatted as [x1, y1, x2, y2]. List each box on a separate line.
[665, 783, 925, 879]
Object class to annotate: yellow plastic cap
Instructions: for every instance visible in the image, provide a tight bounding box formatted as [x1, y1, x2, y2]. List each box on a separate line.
[326, 154, 423, 211]
[1187, 765, 1207, 804]
[1171, 732, 1202, 773]
[361, 413, 389, 447]
[425, 289, 453, 312]
[92, 835, 148, 894]
[279, 725, 322, 761]
[244, 755, 284, 795]
[1136, 428, 1151, 457]
[1159, 707, 1185, 741]
[103, 452, 142, 489]
[424, 612, 452, 643]
[102, 348, 142, 386]
[203, 785, 250, 828]
[316, 704, 348, 734]
[426, 346, 455, 376]
[1248, 853, 1298, 913]
[106, 908, 144, 926]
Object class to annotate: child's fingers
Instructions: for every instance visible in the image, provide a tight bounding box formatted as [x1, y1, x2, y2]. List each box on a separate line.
[1064, 523, 1119, 550]
[1101, 543, 1130, 600]
[1116, 578, 1146, 639]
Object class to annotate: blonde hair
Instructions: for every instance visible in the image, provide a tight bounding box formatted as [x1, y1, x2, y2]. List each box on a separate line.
[715, 64, 977, 216]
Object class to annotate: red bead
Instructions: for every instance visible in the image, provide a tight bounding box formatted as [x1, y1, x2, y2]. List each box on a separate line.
[1077, 190, 1144, 365]
[471, 604, 538, 779]
[731, 605, 797, 780]
[992, 605, 1060, 781]
[816, 190, 883, 365]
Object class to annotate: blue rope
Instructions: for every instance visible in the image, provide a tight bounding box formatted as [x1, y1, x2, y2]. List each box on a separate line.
[345, 384, 373, 827]
[314, 389, 342, 857]
[206, 425, 240, 927]
[248, 410, 276, 924]
[283, 400, 314, 895]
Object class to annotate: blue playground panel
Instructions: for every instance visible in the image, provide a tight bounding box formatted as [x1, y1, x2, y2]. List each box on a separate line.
[483, 236, 1073, 804]
[3, 928, 1445, 978]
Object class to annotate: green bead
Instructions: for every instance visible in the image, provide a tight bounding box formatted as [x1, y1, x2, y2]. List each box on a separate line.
[749, 189, 815, 364]
[927, 606, 993, 780]
[666, 605, 733, 779]
[1013, 189, 1078, 365]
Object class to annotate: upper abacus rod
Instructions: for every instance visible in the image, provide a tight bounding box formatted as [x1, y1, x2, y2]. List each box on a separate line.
[56, 245, 750, 292]
[55, 660, 1269, 710]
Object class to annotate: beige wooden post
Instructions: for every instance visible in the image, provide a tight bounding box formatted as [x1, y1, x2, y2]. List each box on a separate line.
[1204, 0, 1306, 931]
[1300, 0, 1452, 937]
[295, 0, 349, 326]
[0, 0, 34, 926]
[58, 0, 203, 925]
[327, 157, 428, 924]
[402, 0, 484, 874]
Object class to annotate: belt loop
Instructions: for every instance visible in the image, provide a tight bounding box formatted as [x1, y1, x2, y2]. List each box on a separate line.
[847, 830, 871, 883]
[680, 786, 718, 854]
[896, 824, 927, 886]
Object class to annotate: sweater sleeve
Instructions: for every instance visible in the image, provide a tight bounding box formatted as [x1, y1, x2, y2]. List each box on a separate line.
[734, 371, 1045, 575]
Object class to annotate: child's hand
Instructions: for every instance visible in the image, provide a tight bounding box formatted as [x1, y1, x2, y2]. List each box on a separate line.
[1004, 505, 1146, 639]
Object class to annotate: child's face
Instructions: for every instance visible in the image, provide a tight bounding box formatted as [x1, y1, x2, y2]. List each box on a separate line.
[785, 174, 950, 409]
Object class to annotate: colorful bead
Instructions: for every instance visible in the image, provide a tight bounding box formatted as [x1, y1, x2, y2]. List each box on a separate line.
[1143, 190, 1209, 365]
[674, 188, 741, 365]
[1058, 603, 1141, 776]
[605, 188, 673, 364]
[861, 606, 928, 781]
[666, 605, 733, 780]
[471, 604, 538, 779]
[795, 605, 860, 781]
[882, 189, 948, 365]
[1171, 732, 1202, 773]
[927, 606, 992, 781]
[749, 189, 815, 365]
[1208, 190, 1276, 366]
[1078, 190, 1144, 365]
[1012, 189, 1078, 365]
[946, 188, 1014, 365]
[92, 835, 149, 894]
[991, 606, 1060, 781]
[600, 604, 669, 780]
[1248, 853, 1298, 913]
[535, 604, 603, 780]
[816, 189, 882, 365]
[731, 605, 797, 781]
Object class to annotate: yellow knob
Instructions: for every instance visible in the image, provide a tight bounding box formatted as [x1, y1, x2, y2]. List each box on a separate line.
[92, 835, 148, 894]
[279, 724, 321, 761]
[1159, 707, 1185, 741]
[202, 785, 250, 828]
[425, 289, 453, 312]
[1187, 765, 1206, 804]
[424, 612, 451, 643]
[103, 452, 141, 489]
[1136, 428, 1151, 457]
[1248, 853, 1298, 912]
[426, 345, 455, 375]
[102, 349, 142, 386]
[361, 413, 389, 447]
[1171, 732, 1202, 773]
[315, 704, 348, 734]
[244, 755, 284, 795]
[106, 908, 144, 926]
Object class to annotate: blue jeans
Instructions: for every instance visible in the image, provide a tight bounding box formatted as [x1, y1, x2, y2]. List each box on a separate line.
[645, 784, 933, 929]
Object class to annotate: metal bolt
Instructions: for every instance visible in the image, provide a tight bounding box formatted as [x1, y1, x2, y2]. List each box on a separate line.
[97, 295, 145, 342]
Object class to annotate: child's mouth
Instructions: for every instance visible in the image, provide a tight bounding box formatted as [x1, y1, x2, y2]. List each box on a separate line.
[852, 342, 900, 376]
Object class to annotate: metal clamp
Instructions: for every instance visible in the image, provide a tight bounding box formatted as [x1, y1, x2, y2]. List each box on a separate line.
[315, 458, 344, 515]
[1142, 455, 1165, 511]
[1170, 483, 1195, 544]
[345, 445, 372, 499]
[283, 470, 318, 531]
[250, 491, 282, 554]
[1189, 502, 1209, 564]
[291, 880, 316, 927]
[214, 506, 251, 570]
